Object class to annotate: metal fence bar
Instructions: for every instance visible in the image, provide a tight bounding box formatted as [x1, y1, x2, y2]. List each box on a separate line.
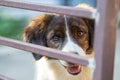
[0, 74, 14, 80]
[0, 36, 89, 66]
[0, 0, 96, 19]
[93, 0, 119, 80]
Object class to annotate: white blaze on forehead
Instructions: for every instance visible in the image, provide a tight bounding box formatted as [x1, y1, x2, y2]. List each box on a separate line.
[63, 15, 85, 56]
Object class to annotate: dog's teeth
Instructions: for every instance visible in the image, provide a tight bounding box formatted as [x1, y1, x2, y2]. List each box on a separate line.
[70, 65, 76, 67]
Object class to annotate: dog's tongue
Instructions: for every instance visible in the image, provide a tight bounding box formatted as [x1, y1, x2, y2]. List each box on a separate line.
[66, 65, 81, 75]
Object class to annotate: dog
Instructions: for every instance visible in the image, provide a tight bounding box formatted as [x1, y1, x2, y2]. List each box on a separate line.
[23, 4, 95, 80]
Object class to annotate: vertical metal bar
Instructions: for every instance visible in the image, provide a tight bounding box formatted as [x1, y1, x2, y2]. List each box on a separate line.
[93, 0, 119, 80]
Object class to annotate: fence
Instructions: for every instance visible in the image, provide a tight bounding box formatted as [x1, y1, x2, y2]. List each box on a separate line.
[0, 0, 119, 80]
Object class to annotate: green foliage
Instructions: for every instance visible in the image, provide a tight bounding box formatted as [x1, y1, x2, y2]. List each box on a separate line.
[0, 16, 27, 40]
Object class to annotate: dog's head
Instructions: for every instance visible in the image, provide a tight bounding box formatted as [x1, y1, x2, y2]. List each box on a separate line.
[23, 4, 94, 77]
[23, 13, 94, 75]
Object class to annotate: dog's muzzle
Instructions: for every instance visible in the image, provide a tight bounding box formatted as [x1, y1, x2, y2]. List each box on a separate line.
[60, 60, 82, 75]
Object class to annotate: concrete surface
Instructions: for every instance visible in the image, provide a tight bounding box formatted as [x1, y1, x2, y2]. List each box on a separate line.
[0, 46, 36, 80]
[0, 29, 120, 80]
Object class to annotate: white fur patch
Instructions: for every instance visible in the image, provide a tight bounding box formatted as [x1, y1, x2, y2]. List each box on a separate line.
[88, 58, 95, 69]
[36, 57, 57, 80]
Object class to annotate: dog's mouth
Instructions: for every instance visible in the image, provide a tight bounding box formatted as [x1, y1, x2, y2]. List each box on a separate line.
[65, 65, 81, 75]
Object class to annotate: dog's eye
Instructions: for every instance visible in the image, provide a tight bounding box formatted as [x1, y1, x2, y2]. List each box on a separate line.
[52, 35, 60, 42]
[77, 30, 84, 37]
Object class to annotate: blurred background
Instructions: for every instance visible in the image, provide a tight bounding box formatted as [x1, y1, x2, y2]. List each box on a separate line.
[0, 0, 119, 80]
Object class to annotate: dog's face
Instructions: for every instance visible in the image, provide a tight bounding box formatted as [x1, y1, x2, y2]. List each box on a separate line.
[24, 14, 94, 76]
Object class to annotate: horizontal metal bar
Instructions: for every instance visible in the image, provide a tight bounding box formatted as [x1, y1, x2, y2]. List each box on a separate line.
[0, 74, 14, 80]
[0, 0, 96, 19]
[0, 36, 89, 66]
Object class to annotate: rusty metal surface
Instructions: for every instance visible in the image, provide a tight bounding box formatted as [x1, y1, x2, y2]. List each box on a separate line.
[93, 0, 119, 80]
[0, 74, 14, 80]
[0, 36, 89, 66]
[0, 0, 96, 19]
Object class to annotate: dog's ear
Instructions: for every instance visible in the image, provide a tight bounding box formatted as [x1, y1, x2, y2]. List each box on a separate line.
[85, 19, 95, 54]
[76, 4, 94, 10]
[23, 14, 54, 60]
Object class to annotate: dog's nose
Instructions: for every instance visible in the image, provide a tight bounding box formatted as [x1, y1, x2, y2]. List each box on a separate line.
[71, 51, 78, 55]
